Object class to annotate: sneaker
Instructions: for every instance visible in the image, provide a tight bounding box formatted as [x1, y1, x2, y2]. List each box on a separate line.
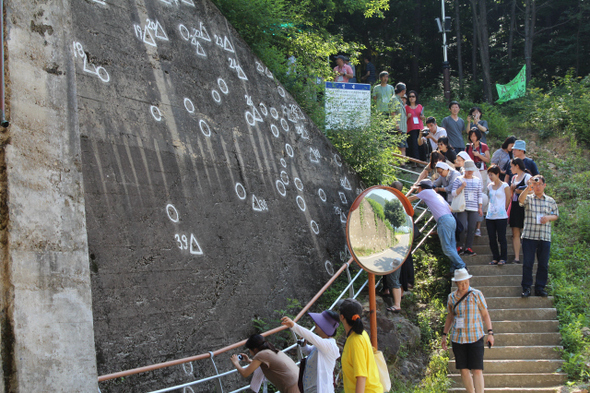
[535, 288, 548, 297]
[457, 247, 464, 255]
[475, 229, 481, 237]
[522, 287, 531, 298]
[463, 248, 476, 256]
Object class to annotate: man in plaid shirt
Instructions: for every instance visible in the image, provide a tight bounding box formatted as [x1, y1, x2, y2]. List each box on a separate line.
[518, 174, 559, 298]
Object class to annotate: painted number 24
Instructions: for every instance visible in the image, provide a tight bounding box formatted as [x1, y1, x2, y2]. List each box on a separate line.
[174, 233, 203, 255]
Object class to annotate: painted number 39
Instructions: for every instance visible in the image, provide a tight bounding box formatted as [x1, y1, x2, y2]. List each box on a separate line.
[174, 233, 203, 255]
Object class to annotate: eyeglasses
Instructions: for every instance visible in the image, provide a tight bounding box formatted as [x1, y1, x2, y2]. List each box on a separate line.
[409, 95, 416, 98]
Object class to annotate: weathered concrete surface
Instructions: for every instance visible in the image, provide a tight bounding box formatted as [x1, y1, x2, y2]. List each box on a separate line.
[3, 0, 98, 391]
[3, 0, 363, 391]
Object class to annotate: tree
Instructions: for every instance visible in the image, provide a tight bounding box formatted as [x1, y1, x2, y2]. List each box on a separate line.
[383, 200, 406, 229]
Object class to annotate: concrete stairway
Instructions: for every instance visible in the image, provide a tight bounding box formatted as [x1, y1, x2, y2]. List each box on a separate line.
[447, 225, 567, 392]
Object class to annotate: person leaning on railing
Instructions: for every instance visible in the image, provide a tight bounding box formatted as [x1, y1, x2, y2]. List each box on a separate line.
[231, 334, 300, 393]
[281, 311, 340, 393]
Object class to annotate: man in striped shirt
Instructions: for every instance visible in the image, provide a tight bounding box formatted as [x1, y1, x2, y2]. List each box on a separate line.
[518, 175, 559, 298]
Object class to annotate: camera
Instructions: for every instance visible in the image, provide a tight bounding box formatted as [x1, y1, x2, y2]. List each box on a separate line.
[297, 339, 305, 346]
[238, 354, 244, 361]
[422, 129, 430, 136]
[533, 177, 541, 183]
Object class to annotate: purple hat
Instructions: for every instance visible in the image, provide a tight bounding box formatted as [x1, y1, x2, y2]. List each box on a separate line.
[308, 310, 340, 337]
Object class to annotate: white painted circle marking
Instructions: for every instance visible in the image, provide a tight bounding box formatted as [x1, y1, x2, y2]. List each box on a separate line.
[277, 86, 285, 97]
[296, 195, 306, 211]
[294, 177, 303, 191]
[179, 24, 190, 40]
[281, 118, 289, 132]
[280, 171, 289, 185]
[276, 180, 286, 196]
[199, 119, 211, 137]
[285, 143, 294, 157]
[96, 67, 110, 83]
[325, 260, 334, 276]
[184, 98, 195, 113]
[182, 362, 193, 375]
[150, 105, 162, 121]
[212, 89, 221, 103]
[334, 154, 342, 167]
[280, 158, 287, 168]
[245, 111, 256, 126]
[270, 107, 279, 119]
[310, 220, 319, 235]
[259, 103, 268, 116]
[270, 124, 279, 138]
[166, 204, 179, 222]
[318, 188, 326, 202]
[217, 78, 229, 94]
[235, 182, 246, 200]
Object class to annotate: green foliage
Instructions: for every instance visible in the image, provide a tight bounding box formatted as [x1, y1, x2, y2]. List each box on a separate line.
[384, 199, 406, 229]
[524, 71, 590, 146]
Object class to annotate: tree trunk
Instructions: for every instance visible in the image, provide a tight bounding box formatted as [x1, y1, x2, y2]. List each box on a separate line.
[472, 3, 478, 81]
[411, 0, 422, 88]
[472, 0, 493, 102]
[524, 0, 536, 82]
[455, 0, 464, 89]
[508, 0, 516, 63]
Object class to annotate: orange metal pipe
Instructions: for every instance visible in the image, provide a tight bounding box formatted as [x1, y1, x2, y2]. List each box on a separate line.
[392, 152, 428, 166]
[368, 273, 377, 348]
[98, 258, 354, 382]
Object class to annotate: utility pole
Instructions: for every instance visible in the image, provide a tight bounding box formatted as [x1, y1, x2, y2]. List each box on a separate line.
[436, 4, 452, 102]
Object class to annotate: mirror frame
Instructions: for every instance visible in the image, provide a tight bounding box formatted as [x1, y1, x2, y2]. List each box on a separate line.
[345, 185, 415, 275]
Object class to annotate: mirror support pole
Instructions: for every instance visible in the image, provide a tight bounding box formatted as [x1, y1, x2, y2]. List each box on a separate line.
[368, 273, 378, 348]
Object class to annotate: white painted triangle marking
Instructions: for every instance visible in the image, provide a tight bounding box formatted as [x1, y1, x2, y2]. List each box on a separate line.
[200, 22, 211, 41]
[154, 20, 169, 41]
[189, 233, 203, 255]
[236, 65, 248, 80]
[143, 25, 157, 47]
[195, 41, 206, 57]
[223, 36, 234, 52]
[252, 195, 263, 211]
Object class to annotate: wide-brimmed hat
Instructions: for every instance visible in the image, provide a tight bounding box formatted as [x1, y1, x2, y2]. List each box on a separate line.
[335, 55, 347, 60]
[435, 162, 450, 171]
[308, 310, 340, 337]
[463, 160, 478, 172]
[457, 151, 471, 161]
[513, 140, 526, 151]
[451, 268, 472, 282]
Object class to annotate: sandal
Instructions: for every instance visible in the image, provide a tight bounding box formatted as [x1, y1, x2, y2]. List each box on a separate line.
[489, 260, 498, 265]
[498, 260, 506, 265]
[386, 306, 401, 314]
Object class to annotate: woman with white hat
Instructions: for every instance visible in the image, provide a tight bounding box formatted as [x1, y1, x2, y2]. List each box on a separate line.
[456, 151, 488, 237]
[442, 268, 494, 393]
[281, 311, 341, 393]
[452, 160, 482, 255]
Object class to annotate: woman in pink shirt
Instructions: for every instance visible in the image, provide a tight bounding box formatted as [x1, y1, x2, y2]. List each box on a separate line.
[405, 90, 425, 161]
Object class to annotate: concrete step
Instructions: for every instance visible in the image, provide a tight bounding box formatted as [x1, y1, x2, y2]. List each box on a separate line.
[455, 275, 521, 287]
[491, 333, 561, 346]
[486, 296, 555, 309]
[450, 346, 563, 360]
[492, 320, 560, 334]
[489, 308, 557, 321]
[474, 286, 522, 297]
[448, 372, 567, 388]
[448, 358, 564, 373]
[466, 264, 531, 276]
[448, 388, 562, 393]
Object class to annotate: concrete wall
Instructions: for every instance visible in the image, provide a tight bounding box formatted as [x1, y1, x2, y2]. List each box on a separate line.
[3, 0, 363, 391]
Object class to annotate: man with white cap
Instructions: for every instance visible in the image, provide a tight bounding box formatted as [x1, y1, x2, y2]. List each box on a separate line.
[433, 161, 461, 203]
[281, 310, 341, 393]
[442, 268, 494, 393]
[408, 179, 466, 273]
[512, 140, 539, 176]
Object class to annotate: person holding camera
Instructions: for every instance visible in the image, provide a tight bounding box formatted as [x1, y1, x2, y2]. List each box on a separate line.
[281, 311, 340, 393]
[518, 175, 559, 298]
[442, 268, 494, 393]
[231, 334, 300, 392]
[465, 106, 489, 144]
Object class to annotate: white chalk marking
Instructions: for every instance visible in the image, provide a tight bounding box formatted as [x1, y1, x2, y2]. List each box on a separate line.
[140, 25, 157, 46]
[265, 68, 274, 79]
[276, 180, 286, 196]
[252, 107, 263, 122]
[199, 22, 211, 41]
[325, 260, 334, 276]
[223, 36, 234, 52]
[73, 41, 110, 83]
[277, 86, 286, 97]
[255, 61, 265, 73]
[199, 119, 211, 137]
[270, 124, 279, 138]
[280, 171, 289, 185]
[310, 220, 320, 235]
[296, 124, 309, 140]
[179, 24, 190, 40]
[151, 19, 169, 41]
[184, 98, 195, 113]
[296, 195, 306, 211]
[294, 177, 303, 191]
[150, 105, 162, 121]
[92, 0, 106, 4]
[334, 154, 342, 167]
[212, 89, 221, 103]
[181, 0, 195, 6]
[339, 191, 348, 204]
[195, 41, 206, 57]
[235, 65, 248, 80]
[280, 118, 289, 132]
[235, 182, 247, 200]
[189, 233, 203, 255]
[182, 362, 193, 375]
[215, 35, 223, 47]
[318, 188, 326, 202]
[270, 107, 279, 120]
[340, 177, 352, 190]
[245, 111, 256, 126]
[340, 211, 347, 223]
[166, 204, 180, 222]
[285, 143, 294, 157]
[280, 158, 287, 168]
[310, 147, 320, 163]
[259, 103, 268, 116]
[252, 195, 268, 212]
[218, 78, 229, 94]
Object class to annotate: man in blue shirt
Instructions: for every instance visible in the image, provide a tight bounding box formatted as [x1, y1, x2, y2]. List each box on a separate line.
[512, 140, 539, 176]
[442, 101, 466, 154]
[361, 55, 376, 84]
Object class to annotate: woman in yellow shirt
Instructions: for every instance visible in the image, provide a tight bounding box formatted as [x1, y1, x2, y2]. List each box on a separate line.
[338, 298, 383, 393]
